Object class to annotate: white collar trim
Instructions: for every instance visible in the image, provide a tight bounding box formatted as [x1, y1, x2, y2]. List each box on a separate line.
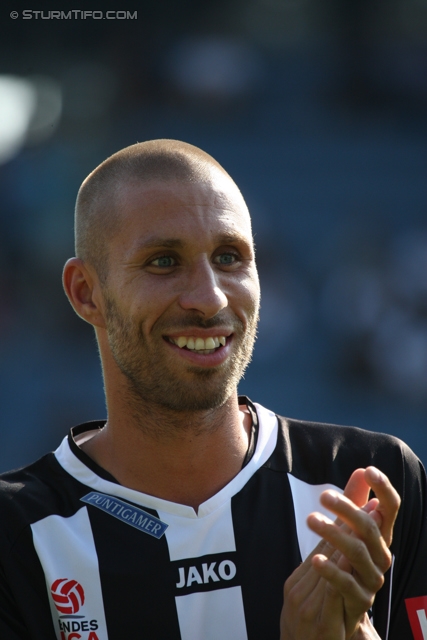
[54, 402, 278, 519]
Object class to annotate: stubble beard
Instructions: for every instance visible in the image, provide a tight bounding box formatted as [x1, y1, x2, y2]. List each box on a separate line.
[103, 292, 259, 414]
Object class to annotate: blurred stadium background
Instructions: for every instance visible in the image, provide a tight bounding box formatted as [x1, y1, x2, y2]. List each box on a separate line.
[0, 0, 426, 471]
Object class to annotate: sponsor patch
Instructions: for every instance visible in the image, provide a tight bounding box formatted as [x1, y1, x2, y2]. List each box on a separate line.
[81, 491, 168, 539]
[405, 596, 427, 640]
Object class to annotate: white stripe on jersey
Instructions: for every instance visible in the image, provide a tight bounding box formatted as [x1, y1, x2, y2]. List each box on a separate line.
[31, 507, 109, 639]
[287, 474, 342, 561]
[385, 554, 395, 640]
[159, 498, 242, 637]
[176, 586, 248, 640]
[159, 500, 236, 561]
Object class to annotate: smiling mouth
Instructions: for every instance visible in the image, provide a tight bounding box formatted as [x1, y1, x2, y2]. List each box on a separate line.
[167, 335, 228, 355]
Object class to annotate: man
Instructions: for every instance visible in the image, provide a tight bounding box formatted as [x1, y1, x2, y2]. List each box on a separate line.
[0, 139, 425, 640]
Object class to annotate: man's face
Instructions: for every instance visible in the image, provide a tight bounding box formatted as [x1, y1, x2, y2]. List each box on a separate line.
[100, 175, 260, 413]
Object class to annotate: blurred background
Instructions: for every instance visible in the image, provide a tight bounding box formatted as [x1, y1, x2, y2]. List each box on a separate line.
[0, 0, 426, 471]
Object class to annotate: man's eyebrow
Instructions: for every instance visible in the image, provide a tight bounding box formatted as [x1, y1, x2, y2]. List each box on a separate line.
[131, 232, 252, 252]
[134, 237, 185, 250]
[214, 232, 252, 246]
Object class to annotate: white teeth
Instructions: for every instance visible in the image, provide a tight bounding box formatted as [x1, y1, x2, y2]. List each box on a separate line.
[170, 336, 227, 351]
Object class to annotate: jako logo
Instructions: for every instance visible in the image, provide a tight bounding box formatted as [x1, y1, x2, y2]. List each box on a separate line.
[176, 560, 237, 588]
[51, 579, 85, 614]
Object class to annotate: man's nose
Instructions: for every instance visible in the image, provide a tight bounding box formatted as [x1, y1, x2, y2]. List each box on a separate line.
[178, 257, 228, 318]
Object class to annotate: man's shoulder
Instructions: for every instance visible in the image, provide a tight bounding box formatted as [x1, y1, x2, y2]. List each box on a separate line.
[278, 413, 408, 452]
[0, 420, 105, 506]
[0, 453, 59, 498]
[264, 409, 422, 490]
[0, 450, 80, 544]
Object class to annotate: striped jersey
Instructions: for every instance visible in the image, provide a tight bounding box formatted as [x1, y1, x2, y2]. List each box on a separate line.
[1, 399, 426, 640]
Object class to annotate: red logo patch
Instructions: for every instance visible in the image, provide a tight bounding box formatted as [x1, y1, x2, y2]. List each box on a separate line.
[405, 596, 427, 640]
[51, 578, 85, 614]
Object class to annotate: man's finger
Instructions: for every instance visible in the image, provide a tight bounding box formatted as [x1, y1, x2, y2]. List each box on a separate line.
[363, 467, 400, 546]
[308, 496, 392, 575]
[308, 511, 387, 589]
[344, 468, 371, 508]
[284, 541, 327, 594]
[320, 491, 392, 571]
[311, 554, 376, 618]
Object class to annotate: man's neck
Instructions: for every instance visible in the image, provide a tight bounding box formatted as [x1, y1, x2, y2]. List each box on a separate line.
[80, 395, 252, 511]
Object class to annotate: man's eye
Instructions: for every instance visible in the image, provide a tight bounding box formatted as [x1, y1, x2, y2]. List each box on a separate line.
[215, 253, 238, 266]
[151, 256, 176, 267]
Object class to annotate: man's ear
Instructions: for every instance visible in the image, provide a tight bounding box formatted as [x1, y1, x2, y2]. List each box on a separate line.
[63, 258, 107, 329]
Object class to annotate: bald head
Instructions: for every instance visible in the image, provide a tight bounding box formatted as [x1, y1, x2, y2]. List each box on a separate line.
[75, 139, 243, 282]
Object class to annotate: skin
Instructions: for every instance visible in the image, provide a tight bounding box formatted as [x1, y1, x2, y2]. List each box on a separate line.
[63, 169, 400, 639]
[63, 175, 259, 508]
[282, 466, 400, 640]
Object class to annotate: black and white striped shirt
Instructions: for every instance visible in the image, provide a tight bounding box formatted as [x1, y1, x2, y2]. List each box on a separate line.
[1, 399, 426, 639]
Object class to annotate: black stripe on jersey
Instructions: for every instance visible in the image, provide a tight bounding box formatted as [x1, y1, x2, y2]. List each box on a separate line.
[231, 423, 301, 640]
[86, 501, 181, 639]
[1, 526, 57, 640]
[171, 551, 239, 596]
